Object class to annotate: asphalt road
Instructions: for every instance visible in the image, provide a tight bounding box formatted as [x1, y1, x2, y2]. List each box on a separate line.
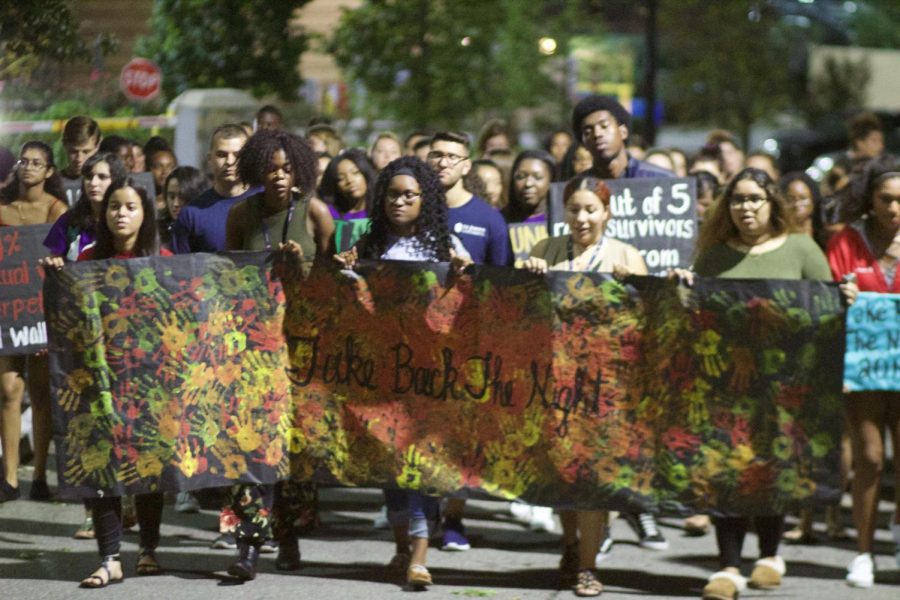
[2, 463, 899, 599]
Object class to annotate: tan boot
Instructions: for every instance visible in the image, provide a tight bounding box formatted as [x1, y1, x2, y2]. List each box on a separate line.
[702, 570, 746, 600]
[749, 556, 785, 589]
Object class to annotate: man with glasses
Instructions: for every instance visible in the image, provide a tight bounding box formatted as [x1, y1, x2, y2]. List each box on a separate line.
[427, 131, 511, 267]
[423, 131, 511, 552]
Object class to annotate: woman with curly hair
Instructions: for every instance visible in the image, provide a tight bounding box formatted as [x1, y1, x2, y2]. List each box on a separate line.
[223, 129, 334, 581]
[0, 141, 69, 506]
[226, 129, 334, 258]
[504, 150, 556, 225]
[335, 156, 471, 589]
[827, 155, 900, 588]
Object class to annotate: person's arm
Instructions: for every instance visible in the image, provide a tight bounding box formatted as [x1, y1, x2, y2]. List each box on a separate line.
[42, 212, 70, 256]
[487, 211, 513, 267]
[224, 201, 246, 251]
[825, 229, 853, 281]
[308, 197, 336, 257]
[521, 237, 550, 274]
[170, 208, 193, 254]
[48, 199, 68, 222]
[799, 235, 834, 281]
[623, 244, 649, 276]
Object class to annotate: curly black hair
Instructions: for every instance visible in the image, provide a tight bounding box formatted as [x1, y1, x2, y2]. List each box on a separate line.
[237, 129, 318, 200]
[317, 148, 376, 215]
[0, 141, 66, 204]
[362, 156, 452, 261]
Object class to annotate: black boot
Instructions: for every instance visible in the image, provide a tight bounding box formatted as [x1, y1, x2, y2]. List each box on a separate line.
[275, 533, 301, 571]
[227, 541, 260, 580]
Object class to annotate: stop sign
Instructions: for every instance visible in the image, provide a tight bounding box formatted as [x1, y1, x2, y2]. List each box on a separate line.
[120, 58, 162, 102]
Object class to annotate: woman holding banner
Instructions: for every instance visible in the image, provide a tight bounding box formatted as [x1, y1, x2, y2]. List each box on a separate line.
[689, 167, 857, 600]
[224, 129, 335, 580]
[335, 156, 472, 589]
[521, 174, 647, 597]
[827, 154, 900, 589]
[43, 178, 171, 587]
[0, 141, 68, 503]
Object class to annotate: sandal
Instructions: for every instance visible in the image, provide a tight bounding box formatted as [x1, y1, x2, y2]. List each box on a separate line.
[574, 569, 603, 597]
[702, 570, 746, 600]
[73, 516, 95, 540]
[80, 555, 124, 588]
[782, 525, 816, 545]
[136, 548, 162, 576]
[407, 563, 432, 587]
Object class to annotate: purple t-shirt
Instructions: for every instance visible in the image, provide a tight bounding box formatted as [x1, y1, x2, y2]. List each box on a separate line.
[523, 213, 547, 224]
[171, 185, 262, 253]
[43, 211, 96, 262]
[328, 205, 368, 221]
[448, 195, 511, 266]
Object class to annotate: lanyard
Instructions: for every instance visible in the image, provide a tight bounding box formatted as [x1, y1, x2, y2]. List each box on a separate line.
[567, 235, 608, 272]
[261, 199, 297, 251]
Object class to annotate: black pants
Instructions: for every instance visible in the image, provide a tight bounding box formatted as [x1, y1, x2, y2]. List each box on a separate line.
[89, 493, 164, 557]
[713, 515, 784, 569]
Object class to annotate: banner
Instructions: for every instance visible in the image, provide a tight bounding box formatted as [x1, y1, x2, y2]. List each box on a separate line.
[45, 252, 291, 498]
[0, 224, 51, 356]
[49, 255, 846, 514]
[548, 177, 697, 273]
[844, 292, 900, 391]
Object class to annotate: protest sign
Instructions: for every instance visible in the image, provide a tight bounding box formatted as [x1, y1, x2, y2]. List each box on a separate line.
[508, 222, 549, 266]
[47, 254, 845, 515]
[0, 224, 51, 355]
[548, 177, 696, 272]
[844, 291, 900, 391]
[44, 252, 291, 498]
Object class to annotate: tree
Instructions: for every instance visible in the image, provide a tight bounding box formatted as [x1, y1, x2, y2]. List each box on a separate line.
[329, 0, 565, 130]
[851, 0, 900, 49]
[0, 2, 112, 83]
[136, 0, 311, 101]
[658, 1, 792, 147]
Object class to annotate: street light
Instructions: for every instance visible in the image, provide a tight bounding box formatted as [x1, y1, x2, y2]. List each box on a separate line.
[538, 37, 557, 56]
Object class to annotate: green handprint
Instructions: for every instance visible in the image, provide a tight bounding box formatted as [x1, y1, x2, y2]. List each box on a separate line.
[693, 330, 727, 377]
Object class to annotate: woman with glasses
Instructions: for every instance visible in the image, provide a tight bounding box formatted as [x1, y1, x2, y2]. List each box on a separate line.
[504, 150, 556, 224]
[0, 141, 68, 503]
[689, 167, 856, 600]
[335, 156, 471, 589]
[779, 172, 827, 248]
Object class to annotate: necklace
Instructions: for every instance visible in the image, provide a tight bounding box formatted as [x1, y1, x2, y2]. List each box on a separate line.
[12, 198, 53, 224]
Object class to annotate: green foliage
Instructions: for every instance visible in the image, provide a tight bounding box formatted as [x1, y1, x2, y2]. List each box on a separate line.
[805, 54, 871, 122]
[330, 0, 561, 130]
[851, 0, 900, 48]
[659, 1, 792, 145]
[136, 0, 312, 101]
[0, 1, 114, 82]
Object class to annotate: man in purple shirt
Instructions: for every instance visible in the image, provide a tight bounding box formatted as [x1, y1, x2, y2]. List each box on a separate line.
[171, 124, 260, 253]
[573, 95, 674, 180]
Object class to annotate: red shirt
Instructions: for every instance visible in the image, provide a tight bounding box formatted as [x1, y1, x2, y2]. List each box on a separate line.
[77, 246, 173, 261]
[826, 222, 900, 293]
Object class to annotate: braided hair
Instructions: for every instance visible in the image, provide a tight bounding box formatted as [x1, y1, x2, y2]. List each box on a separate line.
[363, 156, 452, 261]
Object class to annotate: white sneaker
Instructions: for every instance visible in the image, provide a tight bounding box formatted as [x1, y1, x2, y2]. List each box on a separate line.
[509, 501, 532, 523]
[846, 553, 874, 588]
[528, 506, 558, 533]
[373, 504, 390, 530]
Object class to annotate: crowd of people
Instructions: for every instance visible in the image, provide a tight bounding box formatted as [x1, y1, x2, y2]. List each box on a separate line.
[0, 97, 898, 597]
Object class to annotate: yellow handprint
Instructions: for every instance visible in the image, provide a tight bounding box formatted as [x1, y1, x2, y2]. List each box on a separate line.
[693, 330, 727, 377]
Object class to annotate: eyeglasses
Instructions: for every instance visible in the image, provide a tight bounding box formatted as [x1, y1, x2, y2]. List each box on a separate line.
[786, 196, 812, 207]
[386, 190, 421, 204]
[17, 158, 48, 170]
[426, 151, 468, 167]
[728, 194, 767, 209]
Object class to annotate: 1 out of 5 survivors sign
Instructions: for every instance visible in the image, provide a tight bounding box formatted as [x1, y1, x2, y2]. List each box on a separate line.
[120, 58, 162, 102]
